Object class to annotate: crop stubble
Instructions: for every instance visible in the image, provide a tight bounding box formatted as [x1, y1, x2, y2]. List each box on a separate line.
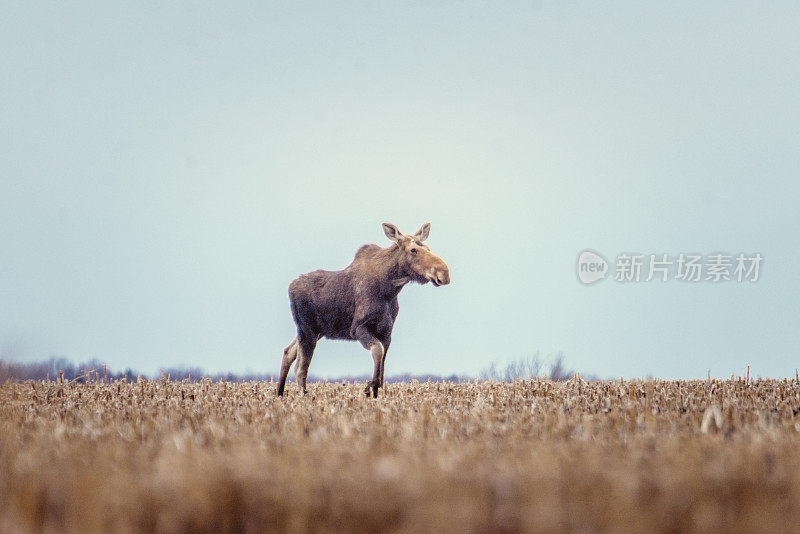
[2, 378, 800, 533]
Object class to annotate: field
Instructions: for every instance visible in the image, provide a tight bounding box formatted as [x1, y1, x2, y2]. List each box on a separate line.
[2, 377, 800, 533]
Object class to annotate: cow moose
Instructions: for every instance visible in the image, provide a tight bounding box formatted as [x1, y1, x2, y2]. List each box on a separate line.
[277, 222, 451, 398]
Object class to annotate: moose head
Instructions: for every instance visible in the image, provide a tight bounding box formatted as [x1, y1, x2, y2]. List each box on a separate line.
[382, 222, 451, 287]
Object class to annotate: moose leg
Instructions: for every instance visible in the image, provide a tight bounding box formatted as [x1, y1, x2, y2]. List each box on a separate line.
[276, 338, 298, 396]
[379, 340, 391, 388]
[366, 342, 384, 398]
[294, 334, 317, 395]
[355, 325, 384, 398]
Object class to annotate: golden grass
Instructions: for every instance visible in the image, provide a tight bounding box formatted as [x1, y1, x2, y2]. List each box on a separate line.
[2, 377, 800, 533]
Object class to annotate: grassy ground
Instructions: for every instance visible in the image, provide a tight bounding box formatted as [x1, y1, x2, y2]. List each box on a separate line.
[2, 377, 799, 533]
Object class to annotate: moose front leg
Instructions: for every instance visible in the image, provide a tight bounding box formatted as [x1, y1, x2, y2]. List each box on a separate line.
[354, 325, 384, 398]
[379, 340, 390, 389]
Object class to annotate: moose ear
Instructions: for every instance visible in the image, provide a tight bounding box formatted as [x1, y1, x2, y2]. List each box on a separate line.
[382, 222, 403, 242]
[414, 222, 431, 241]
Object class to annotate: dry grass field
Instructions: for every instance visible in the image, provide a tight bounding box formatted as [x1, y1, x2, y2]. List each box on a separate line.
[2, 377, 800, 533]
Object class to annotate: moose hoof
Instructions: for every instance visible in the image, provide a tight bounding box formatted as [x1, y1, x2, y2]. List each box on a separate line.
[364, 381, 380, 398]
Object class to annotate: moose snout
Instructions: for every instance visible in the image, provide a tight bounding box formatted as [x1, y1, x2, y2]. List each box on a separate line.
[431, 269, 451, 287]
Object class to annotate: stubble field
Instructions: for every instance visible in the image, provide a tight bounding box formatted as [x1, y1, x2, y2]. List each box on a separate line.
[2, 377, 800, 533]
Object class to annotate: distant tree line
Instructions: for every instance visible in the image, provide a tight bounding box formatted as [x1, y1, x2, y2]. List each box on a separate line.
[0, 357, 266, 383]
[0, 354, 580, 383]
[0, 357, 474, 384]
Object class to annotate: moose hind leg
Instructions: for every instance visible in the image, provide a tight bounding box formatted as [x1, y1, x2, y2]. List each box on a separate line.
[277, 338, 298, 396]
[294, 335, 317, 395]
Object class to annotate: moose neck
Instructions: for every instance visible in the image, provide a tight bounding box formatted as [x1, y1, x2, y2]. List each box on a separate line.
[362, 244, 410, 295]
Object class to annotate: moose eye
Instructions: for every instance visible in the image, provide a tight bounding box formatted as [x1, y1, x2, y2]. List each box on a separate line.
[410, 248, 418, 254]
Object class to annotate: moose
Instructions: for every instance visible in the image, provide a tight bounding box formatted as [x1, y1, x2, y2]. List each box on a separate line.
[277, 222, 451, 398]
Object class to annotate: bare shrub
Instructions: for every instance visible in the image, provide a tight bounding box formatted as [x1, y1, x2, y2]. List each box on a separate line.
[480, 353, 574, 381]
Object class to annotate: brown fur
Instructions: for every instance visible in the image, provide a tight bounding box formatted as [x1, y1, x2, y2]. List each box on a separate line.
[277, 223, 450, 397]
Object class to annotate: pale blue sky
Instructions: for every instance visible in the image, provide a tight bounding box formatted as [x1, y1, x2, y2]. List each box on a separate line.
[1, 2, 798, 379]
